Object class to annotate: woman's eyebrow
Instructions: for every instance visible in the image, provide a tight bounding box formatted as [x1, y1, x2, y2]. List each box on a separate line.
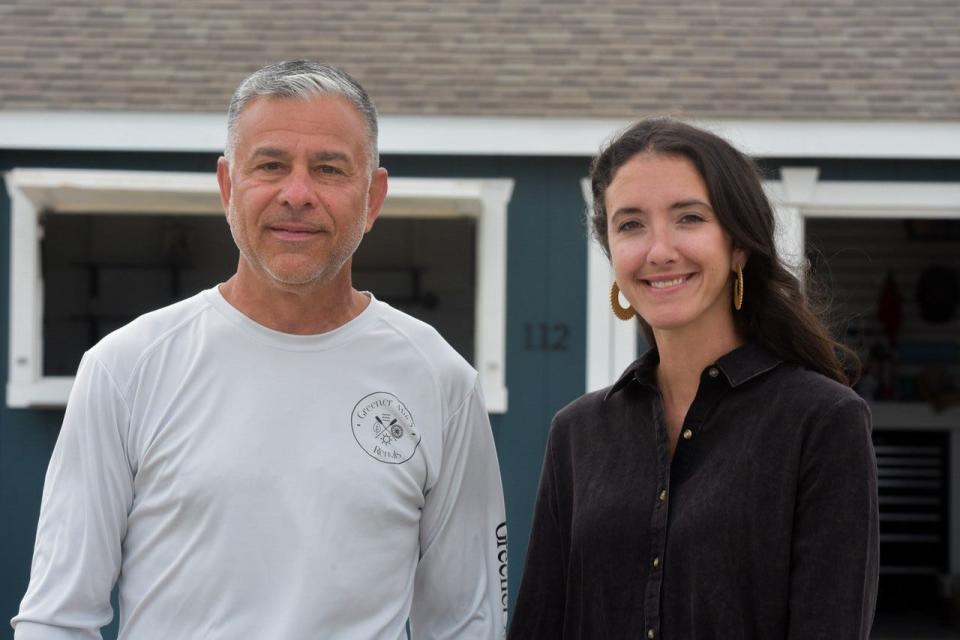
[670, 198, 713, 211]
[610, 206, 645, 220]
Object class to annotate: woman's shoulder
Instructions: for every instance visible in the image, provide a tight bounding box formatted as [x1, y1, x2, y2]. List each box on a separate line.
[553, 387, 612, 428]
[553, 350, 657, 428]
[760, 363, 872, 442]
[769, 362, 865, 407]
[548, 376, 654, 449]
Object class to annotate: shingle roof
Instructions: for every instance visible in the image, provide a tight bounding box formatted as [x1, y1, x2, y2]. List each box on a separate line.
[1, 0, 958, 121]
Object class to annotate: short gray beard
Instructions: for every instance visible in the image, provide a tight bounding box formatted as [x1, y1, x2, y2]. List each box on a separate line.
[226, 200, 369, 289]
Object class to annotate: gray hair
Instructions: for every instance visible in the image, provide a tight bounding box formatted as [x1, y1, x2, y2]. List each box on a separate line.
[225, 60, 379, 170]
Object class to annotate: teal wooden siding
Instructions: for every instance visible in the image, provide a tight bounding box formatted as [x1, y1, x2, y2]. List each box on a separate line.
[0, 149, 592, 637]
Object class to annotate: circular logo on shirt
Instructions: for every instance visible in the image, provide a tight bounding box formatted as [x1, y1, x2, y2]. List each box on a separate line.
[351, 392, 420, 464]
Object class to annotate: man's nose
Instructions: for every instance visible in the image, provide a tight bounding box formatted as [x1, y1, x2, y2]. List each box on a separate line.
[277, 168, 315, 210]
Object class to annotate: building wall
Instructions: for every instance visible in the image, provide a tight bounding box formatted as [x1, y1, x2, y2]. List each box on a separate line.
[2, 148, 958, 637]
[0, 149, 591, 636]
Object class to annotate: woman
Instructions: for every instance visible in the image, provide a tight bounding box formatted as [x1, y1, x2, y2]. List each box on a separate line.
[509, 119, 878, 639]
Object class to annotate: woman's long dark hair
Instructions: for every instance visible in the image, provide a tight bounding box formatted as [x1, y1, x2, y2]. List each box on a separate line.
[590, 117, 859, 386]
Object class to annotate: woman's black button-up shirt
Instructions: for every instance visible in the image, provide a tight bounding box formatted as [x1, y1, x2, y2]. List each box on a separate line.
[509, 343, 879, 639]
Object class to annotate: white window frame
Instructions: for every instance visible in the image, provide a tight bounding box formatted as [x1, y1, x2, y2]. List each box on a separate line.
[5, 168, 512, 412]
[585, 172, 960, 391]
[766, 168, 960, 270]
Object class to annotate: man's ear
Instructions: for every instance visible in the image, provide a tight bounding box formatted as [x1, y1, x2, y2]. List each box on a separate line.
[364, 167, 389, 233]
[216, 156, 232, 213]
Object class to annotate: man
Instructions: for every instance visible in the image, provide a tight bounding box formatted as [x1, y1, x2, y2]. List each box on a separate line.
[13, 60, 507, 639]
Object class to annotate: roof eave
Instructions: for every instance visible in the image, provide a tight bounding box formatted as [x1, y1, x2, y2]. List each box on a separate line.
[2, 111, 959, 160]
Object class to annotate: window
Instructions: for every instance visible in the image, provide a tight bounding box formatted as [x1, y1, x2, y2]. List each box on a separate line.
[6, 169, 511, 411]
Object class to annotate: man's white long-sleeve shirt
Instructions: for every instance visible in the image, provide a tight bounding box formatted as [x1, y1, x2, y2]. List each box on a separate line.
[13, 288, 507, 639]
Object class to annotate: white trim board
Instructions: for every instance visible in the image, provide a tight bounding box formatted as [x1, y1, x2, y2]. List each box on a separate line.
[2, 111, 959, 159]
[583, 178, 638, 392]
[5, 168, 512, 412]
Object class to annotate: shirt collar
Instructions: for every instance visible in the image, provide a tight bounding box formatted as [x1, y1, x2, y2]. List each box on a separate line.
[604, 341, 783, 400]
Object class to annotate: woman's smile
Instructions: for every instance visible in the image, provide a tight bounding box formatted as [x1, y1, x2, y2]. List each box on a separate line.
[642, 273, 695, 290]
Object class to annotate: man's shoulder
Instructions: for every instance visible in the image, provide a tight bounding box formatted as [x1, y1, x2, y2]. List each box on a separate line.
[87, 289, 214, 377]
[371, 301, 477, 388]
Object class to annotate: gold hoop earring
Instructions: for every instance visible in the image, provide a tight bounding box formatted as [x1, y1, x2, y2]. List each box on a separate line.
[733, 265, 744, 311]
[610, 282, 636, 321]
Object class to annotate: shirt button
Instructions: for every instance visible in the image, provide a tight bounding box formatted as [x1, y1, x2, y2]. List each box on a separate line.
[647, 629, 656, 639]
[652, 556, 660, 568]
[659, 489, 667, 501]
[708, 366, 719, 378]
[682, 428, 694, 440]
